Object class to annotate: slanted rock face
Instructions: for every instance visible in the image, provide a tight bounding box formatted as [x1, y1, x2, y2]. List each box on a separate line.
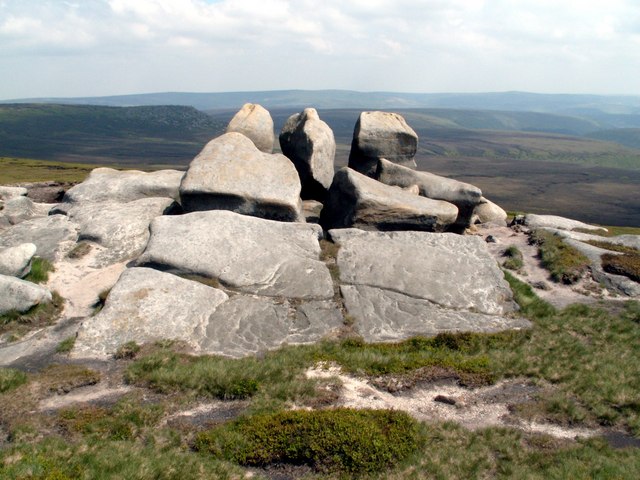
[1, 196, 53, 225]
[61, 168, 184, 206]
[0, 215, 78, 262]
[179, 132, 303, 222]
[226, 103, 275, 153]
[136, 210, 334, 299]
[329, 228, 526, 342]
[320, 167, 458, 232]
[348, 111, 418, 177]
[473, 197, 508, 226]
[0, 243, 37, 278]
[0, 186, 27, 201]
[66, 197, 175, 267]
[523, 214, 607, 232]
[376, 158, 483, 231]
[279, 108, 336, 201]
[73, 267, 229, 357]
[0, 274, 52, 315]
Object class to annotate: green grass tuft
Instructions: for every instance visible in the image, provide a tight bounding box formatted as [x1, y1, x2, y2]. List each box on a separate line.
[114, 340, 142, 360]
[0, 291, 64, 337]
[55, 336, 76, 354]
[196, 408, 422, 474]
[0, 367, 28, 393]
[503, 245, 524, 270]
[66, 241, 93, 259]
[23, 257, 55, 284]
[529, 229, 590, 284]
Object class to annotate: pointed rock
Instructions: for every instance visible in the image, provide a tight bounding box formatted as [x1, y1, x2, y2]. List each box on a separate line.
[226, 103, 275, 153]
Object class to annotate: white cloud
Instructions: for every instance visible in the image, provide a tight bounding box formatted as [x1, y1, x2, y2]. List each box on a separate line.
[0, 0, 639, 98]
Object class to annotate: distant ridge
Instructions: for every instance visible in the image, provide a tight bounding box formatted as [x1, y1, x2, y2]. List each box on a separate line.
[4, 90, 640, 116]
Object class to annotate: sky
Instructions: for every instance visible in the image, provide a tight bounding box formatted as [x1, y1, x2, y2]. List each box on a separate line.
[1, 0, 639, 100]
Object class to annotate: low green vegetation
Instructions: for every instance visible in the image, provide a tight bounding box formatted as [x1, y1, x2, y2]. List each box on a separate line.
[55, 336, 76, 354]
[602, 253, 640, 282]
[197, 408, 422, 474]
[67, 241, 93, 259]
[0, 157, 99, 184]
[0, 367, 27, 393]
[0, 291, 64, 338]
[577, 225, 640, 237]
[114, 340, 141, 360]
[502, 245, 524, 270]
[585, 239, 640, 255]
[23, 257, 55, 284]
[529, 229, 590, 284]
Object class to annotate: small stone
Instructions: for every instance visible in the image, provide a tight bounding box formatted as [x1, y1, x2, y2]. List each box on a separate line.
[434, 395, 457, 405]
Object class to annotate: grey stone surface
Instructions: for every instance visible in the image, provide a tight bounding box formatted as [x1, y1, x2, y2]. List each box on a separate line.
[1, 196, 53, 225]
[66, 197, 175, 266]
[0, 186, 27, 200]
[341, 285, 530, 343]
[547, 228, 640, 251]
[137, 210, 334, 299]
[524, 214, 606, 232]
[348, 111, 418, 176]
[0, 243, 37, 278]
[320, 168, 458, 232]
[0, 274, 52, 315]
[62, 168, 184, 205]
[226, 103, 275, 153]
[330, 228, 517, 316]
[179, 132, 303, 221]
[0, 215, 78, 261]
[279, 108, 336, 200]
[73, 267, 229, 357]
[473, 197, 508, 226]
[376, 158, 483, 230]
[200, 297, 343, 358]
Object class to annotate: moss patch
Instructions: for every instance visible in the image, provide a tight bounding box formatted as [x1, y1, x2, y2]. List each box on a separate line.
[529, 229, 590, 284]
[602, 253, 640, 283]
[23, 257, 55, 284]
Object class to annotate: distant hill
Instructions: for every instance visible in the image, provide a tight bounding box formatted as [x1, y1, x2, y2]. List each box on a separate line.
[585, 128, 640, 150]
[0, 104, 224, 165]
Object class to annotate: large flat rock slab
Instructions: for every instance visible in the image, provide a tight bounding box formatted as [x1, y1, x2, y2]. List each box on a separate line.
[329, 228, 523, 341]
[179, 132, 302, 221]
[66, 197, 175, 266]
[137, 210, 334, 299]
[62, 168, 184, 205]
[73, 267, 229, 357]
[523, 214, 606, 232]
[0, 215, 78, 261]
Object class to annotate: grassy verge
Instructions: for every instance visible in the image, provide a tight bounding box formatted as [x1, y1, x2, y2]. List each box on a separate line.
[503, 245, 524, 271]
[529, 229, 590, 283]
[23, 257, 55, 284]
[0, 157, 99, 184]
[0, 291, 64, 338]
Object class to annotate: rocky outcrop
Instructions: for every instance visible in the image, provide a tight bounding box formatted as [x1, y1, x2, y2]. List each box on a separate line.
[61, 168, 184, 206]
[0, 243, 37, 278]
[0, 274, 52, 315]
[0, 186, 27, 200]
[348, 111, 418, 177]
[473, 197, 508, 226]
[523, 214, 607, 232]
[179, 132, 303, 221]
[65, 197, 175, 267]
[137, 210, 334, 299]
[0, 215, 78, 262]
[279, 108, 336, 201]
[329, 228, 525, 342]
[1, 196, 53, 225]
[226, 103, 274, 153]
[320, 168, 458, 232]
[376, 158, 483, 231]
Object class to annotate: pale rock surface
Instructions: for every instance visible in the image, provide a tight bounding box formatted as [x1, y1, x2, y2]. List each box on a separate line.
[0, 215, 78, 261]
[376, 158, 483, 230]
[0, 186, 27, 200]
[200, 296, 343, 358]
[73, 267, 229, 357]
[473, 197, 508, 226]
[348, 111, 418, 176]
[0, 274, 52, 315]
[524, 214, 607, 232]
[61, 168, 184, 206]
[179, 132, 302, 221]
[329, 228, 523, 341]
[1, 196, 53, 225]
[137, 210, 334, 299]
[0, 243, 37, 278]
[279, 108, 336, 200]
[226, 103, 274, 153]
[320, 167, 458, 232]
[65, 197, 175, 266]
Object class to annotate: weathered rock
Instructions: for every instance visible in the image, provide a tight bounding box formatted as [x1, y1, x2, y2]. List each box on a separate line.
[200, 297, 343, 358]
[0, 274, 52, 315]
[473, 198, 508, 226]
[0, 243, 37, 278]
[66, 197, 175, 266]
[543, 228, 640, 251]
[320, 168, 458, 232]
[302, 200, 323, 224]
[524, 214, 607, 232]
[329, 228, 524, 341]
[61, 168, 184, 205]
[137, 210, 334, 299]
[73, 267, 229, 357]
[376, 158, 483, 230]
[179, 132, 303, 221]
[348, 111, 418, 176]
[1, 196, 53, 225]
[226, 103, 274, 153]
[22, 181, 68, 203]
[279, 108, 335, 200]
[0, 215, 78, 261]
[0, 186, 27, 200]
